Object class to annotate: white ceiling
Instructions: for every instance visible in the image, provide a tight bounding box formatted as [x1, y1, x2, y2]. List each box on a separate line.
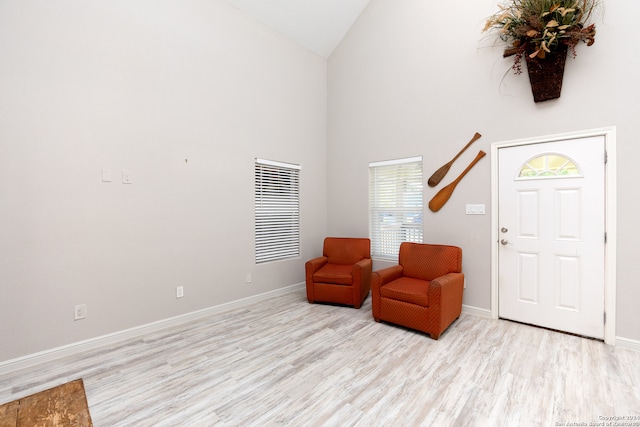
[223, 0, 370, 58]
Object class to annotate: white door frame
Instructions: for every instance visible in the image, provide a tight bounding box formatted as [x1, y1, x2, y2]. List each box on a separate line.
[491, 127, 617, 345]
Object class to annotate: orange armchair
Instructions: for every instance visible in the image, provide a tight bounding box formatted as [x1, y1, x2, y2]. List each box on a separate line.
[371, 242, 463, 339]
[305, 237, 372, 309]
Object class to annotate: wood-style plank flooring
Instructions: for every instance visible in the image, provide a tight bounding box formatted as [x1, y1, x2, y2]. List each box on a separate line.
[1, 288, 639, 426]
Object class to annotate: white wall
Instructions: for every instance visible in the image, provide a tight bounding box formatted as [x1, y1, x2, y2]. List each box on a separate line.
[0, 0, 328, 363]
[328, 0, 640, 341]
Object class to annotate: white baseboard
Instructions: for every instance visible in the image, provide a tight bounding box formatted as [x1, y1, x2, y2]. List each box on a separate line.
[462, 304, 492, 319]
[0, 283, 305, 375]
[4, 286, 635, 375]
[615, 336, 640, 352]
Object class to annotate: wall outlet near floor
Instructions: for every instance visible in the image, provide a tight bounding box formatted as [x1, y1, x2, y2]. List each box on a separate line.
[176, 286, 184, 298]
[74, 304, 87, 320]
[246, 273, 252, 284]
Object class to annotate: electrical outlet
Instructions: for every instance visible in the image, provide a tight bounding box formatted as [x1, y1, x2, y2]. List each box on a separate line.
[74, 304, 87, 320]
[176, 286, 184, 298]
[122, 170, 132, 184]
[246, 273, 252, 283]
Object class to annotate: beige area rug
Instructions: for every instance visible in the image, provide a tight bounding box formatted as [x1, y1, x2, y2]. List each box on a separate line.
[0, 379, 93, 427]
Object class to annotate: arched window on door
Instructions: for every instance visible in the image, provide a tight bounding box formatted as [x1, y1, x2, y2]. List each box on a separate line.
[517, 153, 582, 179]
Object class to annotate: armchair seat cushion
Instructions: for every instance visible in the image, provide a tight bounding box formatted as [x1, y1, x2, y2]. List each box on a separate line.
[379, 277, 429, 306]
[313, 264, 354, 285]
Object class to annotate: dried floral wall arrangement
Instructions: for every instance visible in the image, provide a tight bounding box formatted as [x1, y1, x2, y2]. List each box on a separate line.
[483, 0, 600, 102]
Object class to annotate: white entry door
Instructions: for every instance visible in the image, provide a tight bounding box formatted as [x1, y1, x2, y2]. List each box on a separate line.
[498, 136, 605, 339]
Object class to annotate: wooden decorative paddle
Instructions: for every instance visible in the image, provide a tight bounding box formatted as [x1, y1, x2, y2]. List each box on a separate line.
[429, 150, 486, 212]
[428, 132, 482, 187]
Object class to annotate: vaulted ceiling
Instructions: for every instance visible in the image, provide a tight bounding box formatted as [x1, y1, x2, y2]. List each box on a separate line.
[223, 0, 370, 58]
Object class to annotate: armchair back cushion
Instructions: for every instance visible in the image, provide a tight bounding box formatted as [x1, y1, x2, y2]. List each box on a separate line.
[400, 242, 462, 281]
[324, 237, 371, 265]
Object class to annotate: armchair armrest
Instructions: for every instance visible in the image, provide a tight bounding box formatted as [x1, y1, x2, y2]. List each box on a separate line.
[305, 256, 328, 275]
[352, 258, 373, 308]
[371, 265, 403, 289]
[429, 272, 464, 292]
[305, 256, 328, 304]
[428, 272, 465, 339]
[353, 258, 373, 285]
[353, 258, 372, 278]
[371, 265, 404, 320]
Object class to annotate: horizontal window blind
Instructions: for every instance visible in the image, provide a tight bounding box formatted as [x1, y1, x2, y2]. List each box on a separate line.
[369, 156, 423, 259]
[255, 159, 300, 264]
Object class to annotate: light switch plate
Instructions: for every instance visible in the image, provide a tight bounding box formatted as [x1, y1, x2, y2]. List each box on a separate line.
[465, 204, 485, 215]
[101, 169, 112, 182]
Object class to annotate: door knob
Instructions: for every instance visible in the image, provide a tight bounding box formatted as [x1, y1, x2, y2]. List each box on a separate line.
[501, 239, 509, 245]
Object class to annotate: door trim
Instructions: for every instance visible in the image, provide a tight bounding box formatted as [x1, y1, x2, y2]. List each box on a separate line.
[491, 127, 617, 345]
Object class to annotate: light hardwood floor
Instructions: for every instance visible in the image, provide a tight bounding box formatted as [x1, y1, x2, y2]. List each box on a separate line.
[1, 288, 639, 426]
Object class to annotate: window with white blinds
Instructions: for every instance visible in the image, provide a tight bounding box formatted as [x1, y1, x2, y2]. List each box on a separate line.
[255, 158, 301, 264]
[369, 156, 423, 260]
